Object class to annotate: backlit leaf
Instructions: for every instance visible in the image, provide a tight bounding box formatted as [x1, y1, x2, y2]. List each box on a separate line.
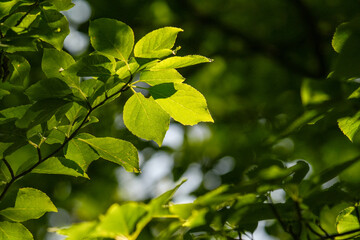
[0, 221, 33, 240]
[139, 69, 184, 86]
[65, 138, 99, 171]
[25, 78, 73, 101]
[89, 18, 134, 62]
[150, 55, 212, 70]
[338, 111, 360, 142]
[32, 157, 88, 178]
[123, 92, 170, 146]
[0, 188, 57, 222]
[134, 27, 183, 58]
[150, 83, 213, 125]
[78, 137, 140, 173]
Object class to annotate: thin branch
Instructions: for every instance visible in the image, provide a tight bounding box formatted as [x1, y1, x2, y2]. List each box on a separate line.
[0, 75, 134, 201]
[2, 158, 14, 179]
[295, 201, 303, 237]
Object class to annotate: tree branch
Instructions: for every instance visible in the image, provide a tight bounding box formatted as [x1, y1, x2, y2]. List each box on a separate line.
[1, 158, 14, 179]
[0, 77, 134, 202]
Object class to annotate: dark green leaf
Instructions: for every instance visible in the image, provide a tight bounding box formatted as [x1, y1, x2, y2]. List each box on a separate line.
[25, 78, 73, 101]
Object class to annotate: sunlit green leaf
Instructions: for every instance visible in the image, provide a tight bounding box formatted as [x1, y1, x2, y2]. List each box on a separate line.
[338, 111, 360, 142]
[0, 0, 21, 20]
[0, 221, 33, 240]
[92, 203, 147, 238]
[134, 27, 183, 58]
[65, 138, 99, 171]
[139, 69, 184, 86]
[56, 221, 97, 240]
[78, 137, 140, 173]
[32, 157, 88, 178]
[150, 55, 212, 70]
[150, 83, 213, 125]
[0, 188, 57, 222]
[46, 0, 74, 11]
[123, 92, 170, 146]
[336, 207, 360, 235]
[89, 18, 134, 62]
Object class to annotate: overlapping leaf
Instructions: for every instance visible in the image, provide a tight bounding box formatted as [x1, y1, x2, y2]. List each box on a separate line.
[0, 221, 33, 240]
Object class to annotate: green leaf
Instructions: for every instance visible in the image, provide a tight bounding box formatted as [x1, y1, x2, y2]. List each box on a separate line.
[139, 69, 184, 86]
[42, 48, 75, 80]
[0, 0, 21, 20]
[35, 9, 69, 50]
[46, 0, 74, 11]
[16, 99, 71, 129]
[338, 111, 360, 142]
[32, 157, 88, 178]
[0, 104, 30, 124]
[74, 54, 114, 78]
[0, 221, 33, 240]
[332, 22, 352, 53]
[0, 188, 57, 222]
[0, 89, 10, 100]
[134, 27, 183, 58]
[336, 207, 360, 235]
[65, 138, 99, 171]
[0, 37, 38, 53]
[78, 137, 140, 173]
[8, 55, 30, 86]
[25, 78, 73, 101]
[150, 55, 212, 70]
[123, 92, 170, 146]
[150, 83, 213, 125]
[56, 221, 97, 240]
[89, 18, 134, 62]
[93, 203, 147, 238]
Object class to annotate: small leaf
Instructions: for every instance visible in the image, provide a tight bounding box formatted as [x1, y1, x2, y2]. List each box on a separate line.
[134, 27, 183, 58]
[0, 188, 57, 222]
[89, 18, 134, 62]
[55, 221, 97, 240]
[0, 221, 33, 240]
[32, 157, 88, 178]
[139, 69, 184, 86]
[150, 83, 213, 125]
[8, 55, 30, 86]
[0, 89, 10, 100]
[338, 111, 360, 142]
[123, 92, 170, 146]
[150, 55, 212, 70]
[78, 137, 140, 172]
[332, 22, 352, 53]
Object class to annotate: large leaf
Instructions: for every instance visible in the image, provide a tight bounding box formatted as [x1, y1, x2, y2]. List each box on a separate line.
[0, 188, 57, 222]
[123, 92, 170, 146]
[150, 83, 213, 125]
[0, 0, 21, 20]
[78, 137, 140, 173]
[65, 138, 99, 171]
[73, 54, 114, 78]
[35, 9, 69, 50]
[46, 0, 74, 11]
[150, 55, 212, 70]
[32, 157, 88, 178]
[139, 69, 184, 86]
[25, 78, 73, 101]
[134, 27, 183, 58]
[92, 203, 147, 238]
[0, 221, 33, 240]
[89, 18, 134, 62]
